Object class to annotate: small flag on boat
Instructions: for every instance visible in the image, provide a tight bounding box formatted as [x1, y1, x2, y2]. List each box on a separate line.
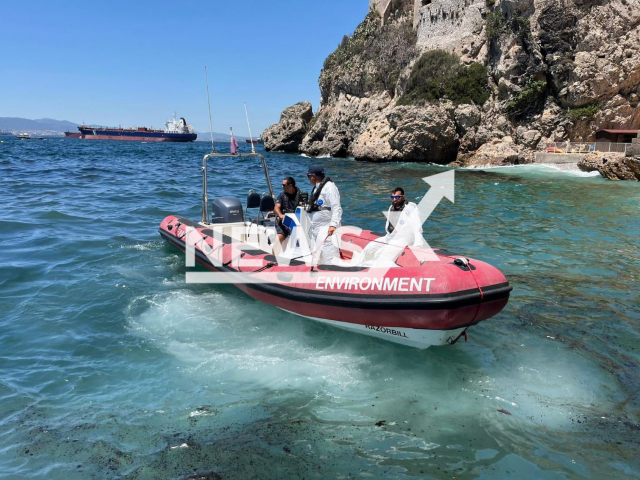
[230, 127, 239, 154]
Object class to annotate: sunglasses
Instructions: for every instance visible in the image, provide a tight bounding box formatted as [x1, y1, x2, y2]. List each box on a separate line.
[391, 195, 404, 200]
[307, 173, 315, 178]
[281, 183, 290, 188]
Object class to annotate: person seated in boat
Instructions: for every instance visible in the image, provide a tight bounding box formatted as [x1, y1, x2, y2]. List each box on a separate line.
[275, 176, 302, 244]
[358, 187, 425, 267]
[307, 166, 342, 265]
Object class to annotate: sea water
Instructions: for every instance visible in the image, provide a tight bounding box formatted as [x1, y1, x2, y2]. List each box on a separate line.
[0, 137, 639, 479]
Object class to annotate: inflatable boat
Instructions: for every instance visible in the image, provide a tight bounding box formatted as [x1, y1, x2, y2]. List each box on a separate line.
[159, 152, 511, 349]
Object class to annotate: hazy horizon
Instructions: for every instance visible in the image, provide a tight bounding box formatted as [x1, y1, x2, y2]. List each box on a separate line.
[1, 1, 368, 136]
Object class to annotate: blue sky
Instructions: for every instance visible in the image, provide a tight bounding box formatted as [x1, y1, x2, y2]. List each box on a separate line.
[0, 0, 368, 135]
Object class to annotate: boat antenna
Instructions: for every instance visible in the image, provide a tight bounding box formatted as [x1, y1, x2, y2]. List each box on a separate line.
[204, 66, 215, 153]
[244, 102, 256, 154]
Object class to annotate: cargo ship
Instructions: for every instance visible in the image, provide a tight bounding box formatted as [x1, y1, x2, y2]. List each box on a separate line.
[77, 114, 197, 142]
[64, 131, 81, 138]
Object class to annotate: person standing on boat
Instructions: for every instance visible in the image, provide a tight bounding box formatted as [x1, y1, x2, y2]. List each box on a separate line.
[359, 187, 424, 266]
[275, 177, 302, 244]
[306, 166, 342, 265]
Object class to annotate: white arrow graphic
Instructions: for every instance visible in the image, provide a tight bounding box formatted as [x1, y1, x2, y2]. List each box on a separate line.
[416, 169, 455, 223]
[384, 170, 455, 230]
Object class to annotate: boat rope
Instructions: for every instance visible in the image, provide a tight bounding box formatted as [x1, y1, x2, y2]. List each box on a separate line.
[241, 262, 277, 274]
[223, 252, 245, 267]
[448, 328, 468, 345]
[288, 238, 329, 263]
[448, 257, 485, 345]
[222, 251, 276, 274]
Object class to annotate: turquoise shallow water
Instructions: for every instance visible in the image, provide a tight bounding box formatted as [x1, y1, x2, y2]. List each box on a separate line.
[1, 136, 639, 479]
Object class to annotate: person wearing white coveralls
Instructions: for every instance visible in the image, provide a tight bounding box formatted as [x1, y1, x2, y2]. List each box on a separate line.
[306, 165, 343, 265]
[360, 187, 425, 267]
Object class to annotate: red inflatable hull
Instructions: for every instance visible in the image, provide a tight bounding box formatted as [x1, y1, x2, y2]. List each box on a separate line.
[159, 215, 512, 347]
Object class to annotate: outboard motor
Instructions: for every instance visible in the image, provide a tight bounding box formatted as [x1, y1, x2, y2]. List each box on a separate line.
[211, 197, 244, 224]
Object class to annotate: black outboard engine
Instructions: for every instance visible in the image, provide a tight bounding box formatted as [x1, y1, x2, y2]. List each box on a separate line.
[211, 197, 244, 224]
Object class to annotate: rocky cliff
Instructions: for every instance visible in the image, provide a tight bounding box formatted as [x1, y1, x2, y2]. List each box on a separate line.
[264, 0, 640, 167]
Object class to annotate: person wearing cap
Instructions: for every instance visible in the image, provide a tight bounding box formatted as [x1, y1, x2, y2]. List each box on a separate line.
[306, 165, 342, 265]
[274, 176, 302, 244]
[359, 187, 424, 266]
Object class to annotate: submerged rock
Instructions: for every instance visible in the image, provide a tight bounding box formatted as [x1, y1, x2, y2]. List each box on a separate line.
[262, 102, 313, 152]
[578, 153, 640, 181]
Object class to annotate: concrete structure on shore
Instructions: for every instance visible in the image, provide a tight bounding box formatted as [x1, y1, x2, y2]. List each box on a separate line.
[534, 153, 585, 164]
[626, 135, 640, 157]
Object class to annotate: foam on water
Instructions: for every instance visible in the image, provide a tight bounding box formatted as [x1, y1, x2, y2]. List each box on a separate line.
[457, 163, 604, 178]
[127, 290, 367, 394]
[2, 139, 639, 478]
[125, 286, 623, 441]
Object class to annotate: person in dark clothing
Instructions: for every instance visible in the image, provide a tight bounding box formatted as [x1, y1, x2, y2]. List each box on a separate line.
[275, 176, 302, 243]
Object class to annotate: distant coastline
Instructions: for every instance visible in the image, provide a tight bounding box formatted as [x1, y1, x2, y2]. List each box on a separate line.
[0, 117, 253, 141]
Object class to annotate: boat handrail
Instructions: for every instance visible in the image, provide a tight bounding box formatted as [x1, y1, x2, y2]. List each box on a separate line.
[201, 152, 275, 224]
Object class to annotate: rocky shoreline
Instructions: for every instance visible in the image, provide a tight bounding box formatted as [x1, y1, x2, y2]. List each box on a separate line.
[578, 153, 640, 181]
[263, 0, 640, 180]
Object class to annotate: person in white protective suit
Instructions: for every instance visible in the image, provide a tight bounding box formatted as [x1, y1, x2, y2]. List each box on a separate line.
[306, 165, 343, 265]
[359, 187, 425, 267]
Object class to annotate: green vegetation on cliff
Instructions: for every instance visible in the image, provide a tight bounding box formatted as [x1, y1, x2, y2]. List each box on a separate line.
[485, 8, 531, 46]
[565, 104, 599, 121]
[505, 78, 548, 119]
[397, 50, 490, 106]
[322, 10, 416, 97]
[486, 10, 505, 42]
[323, 11, 380, 71]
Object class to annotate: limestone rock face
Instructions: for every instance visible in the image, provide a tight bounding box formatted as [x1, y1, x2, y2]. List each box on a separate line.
[516, 127, 542, 149]
[301, 92, 392, 157]
[262, 102, 313, 152]
[263, 0, 640, 169]
[387, 105, 459, 163]
[351, 104, 459, 163]
[454, 104, 483, 153]
[414, 0, 640, 143]
[578, 153, 640, 181]
[350, 111, 396, 161]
